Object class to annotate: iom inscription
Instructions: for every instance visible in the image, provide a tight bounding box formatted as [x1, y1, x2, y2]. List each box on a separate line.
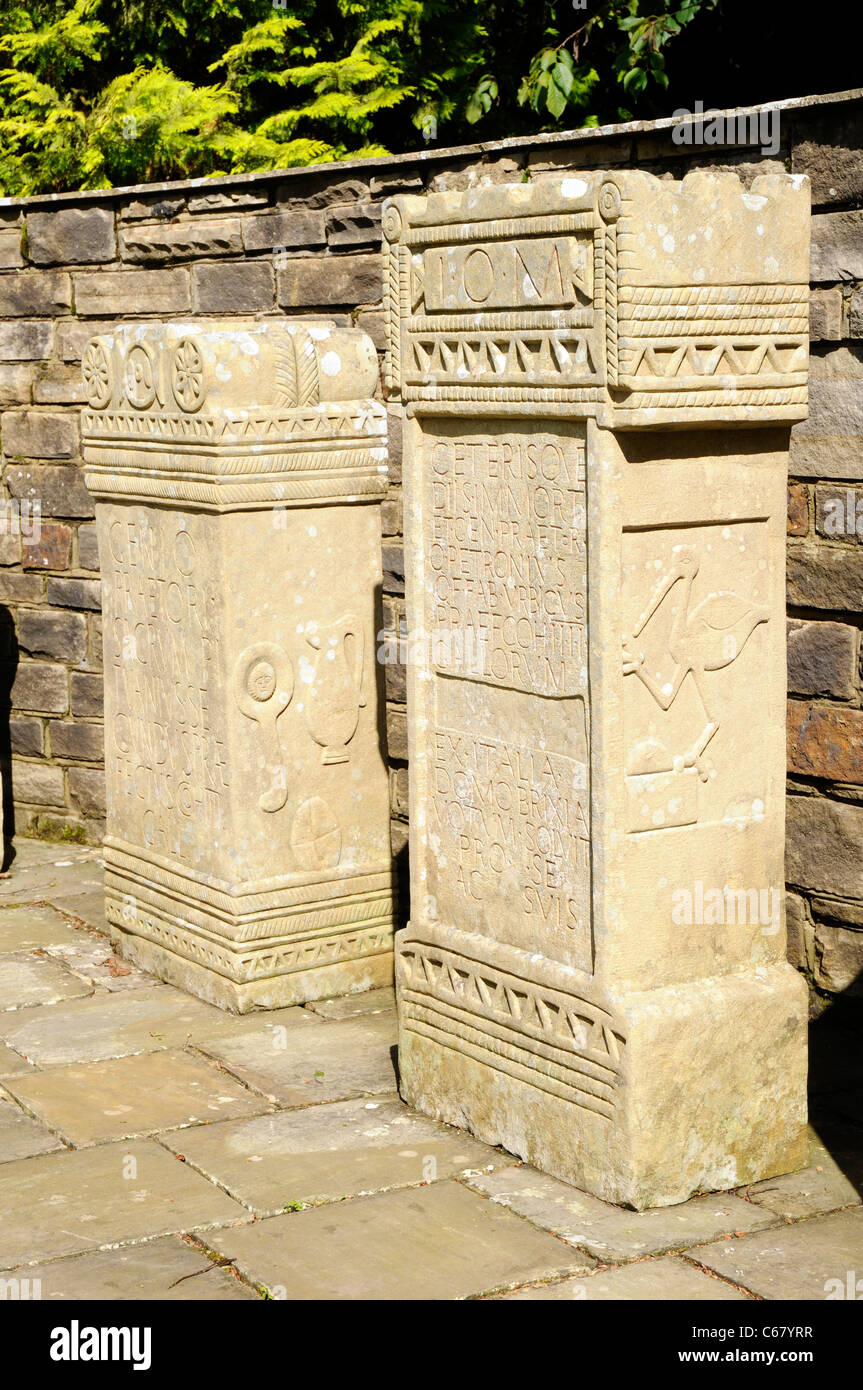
[425, 424, 587, 697]
[107, 514, 228, 851]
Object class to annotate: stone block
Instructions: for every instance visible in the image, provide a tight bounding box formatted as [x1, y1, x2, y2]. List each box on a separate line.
[0, 321, 53, 362]
[192, 261, 274, 312]
[787, 619, 857, 699]
[27, 208, 116, 266]
[76, 523, 100, 570]
[810, 210, 863, 282]
[21, 521, 72, 572]
[326, 203, 382, 247]
[787, 795, 863, 899]
[120, 218, 242, 263]
[1, 410, 78, 459]
[242, 210, 326, 252]
[0, 364, 34, 407]
[816, 483, 863, 540]
[0, 227, 23, 269]
[277, 253, 381, 308]
[17, 609, 87, 662]
[5, 465, 95, 519]
[788, 542, 863, 610]
[73, 269, 190, 316]
[384, 171, 809, 1207]
[787, 701, 863, 784]
[792, 109, 863, 204]
[0, 271, 71, 316]
[809, 288, 843, 341]
[70, 670, 103, 717]
[12, 759, 65, 806]
[81, 318, 395, 1011]
[814, 920, 863, 993]
[786, 481, 809, 535]
[11, 661, 68, 714]
[68, 766, 105, 817]
[9, 717, 44, 757]
[46, 576, 102, 610]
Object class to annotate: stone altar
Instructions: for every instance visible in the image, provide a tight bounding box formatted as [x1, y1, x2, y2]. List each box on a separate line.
[82, 320, 395, 1011]
[384, 170, 810, 1207]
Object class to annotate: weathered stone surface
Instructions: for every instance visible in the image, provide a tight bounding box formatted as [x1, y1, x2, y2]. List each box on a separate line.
[851, 286, 863, 339]
[68, 766, 106, 817]
[499, 1257, 749, 1300]
[790, 376, 863, 479]
[786, 481, 809, 536]
[5, 1049, 270, 1146]
[20, 521, 71, 572]
[0, 984, 315, 1065]
[0, 227, 24, 269]
[10, 662, 68, 715]
[0, 363, 34, 405]
[0, 1096, 63, 1162]
[17, 610, 86, 662]
[189, 190, 269, 214]
[76, 523, 100, 571]
[814, 920, 863, 994]
[50, 721, 104, 762]
[0, 321, 53, 361]
[27, 209, 116, 266]
[465, 1167, 774, 1260]
[385, 172, 809, 1207]
[787, 795, 863, 899]
[0, 1042, 36, 1077]
[739, 1127, 861, 1219]
[0, 1139, 246, 1267]
[326, 202, 382, 247]
[0, 903, 89, 953]
[73, 268, 190, 316]
[46, 576, 101, 610]
[161, 1095, 501, 1213]
[809, 288, 843, 341]
[307, 985, 395, 1019]
[6, 464, 94, 519]
[810, 210, 863, 282]
[788, 542, 863, 610]
[792, 111, 863, 205]
[692, 1207, 863, 1299]
[201, 1011, 398, 1104]
[242, 210, 326, 252]
[815, 483, 863, 541]
[0, 952, 91, 1011]
[192, 261, 274, 312]
[34, 366, 87, 405]
[70, 670, 103, 717]
[785, 890, 815, 973]
[9, 717, 44, 758]
[385, 707, 408, 761]
[0, 271, 71, 316]
[788, 702, 863, 784]
[11, 761, 65, 807]
[1, 411, 78, 459]
[207, 1180, 585, 1299]
[277, 253, 380, 307]
[18, 1237, 259, 1300]
[82, 318, 394, 1011]
[787, 619, 857, 699]
[120, 218, 242, 263]
[120, 197, 185, 222]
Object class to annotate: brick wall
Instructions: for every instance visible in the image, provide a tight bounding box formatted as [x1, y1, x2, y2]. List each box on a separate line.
[0, 90, 860, 999]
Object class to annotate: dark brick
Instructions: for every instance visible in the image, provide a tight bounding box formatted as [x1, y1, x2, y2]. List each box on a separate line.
[0, 572, 43, 603]
[50, 720, 103, 762]
[0, 271, 71, 317]
[815, 484, 863, 541]
[10, 661, 68, 713]
[21, 522, 71, 571]
[788, 700, 863, 784]
[386, 705, 408, 760]
[68, 766, 105, 817]
[0, 322, 53, 362]
[787, 543, 863, 612]
[787, 483, 809, 537]
[17, 609, 87, 662]
[76, 524, 100, 571]
[9, 716, 43, 757]
[27, 209, 116, 266]
[70, 670, 103, 717]
[192, 261, 274, 313]
[809, 289, 843, 342]
[12, 759, 64, 807]
[73, 268, 190, 317]
[6, 465, 94, 520]
[382, 543, 404, 596]
[46, 577, 101, 611]
[277, 253, 381, 308]
[787, 795, 863, 899]
[326, 203, 382, 248]
[1, 411, 78, 459]
[243, 210, 326, 252]
[787, 619, 857, 700]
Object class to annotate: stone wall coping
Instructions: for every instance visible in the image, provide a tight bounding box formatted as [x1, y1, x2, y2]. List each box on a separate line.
[1, 88, 860, 212]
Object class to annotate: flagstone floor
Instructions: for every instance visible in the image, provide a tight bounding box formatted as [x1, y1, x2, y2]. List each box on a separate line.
[0, 837, 860, 1302]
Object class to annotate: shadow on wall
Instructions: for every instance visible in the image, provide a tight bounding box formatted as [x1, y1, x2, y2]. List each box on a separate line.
[809, 976, 863, 1198]
[0, 605, 17, 872]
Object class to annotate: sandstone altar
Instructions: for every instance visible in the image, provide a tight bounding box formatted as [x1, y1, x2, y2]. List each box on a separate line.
[384, 170, 810, 1207]
[82, 320, 394, 1011]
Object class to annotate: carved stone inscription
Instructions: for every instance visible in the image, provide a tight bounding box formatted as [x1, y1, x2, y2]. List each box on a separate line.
[426, 421, 587, 697]
[106, 511, 229, 853]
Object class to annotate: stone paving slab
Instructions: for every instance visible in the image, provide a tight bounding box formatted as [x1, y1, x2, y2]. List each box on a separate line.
[161, 1095, 504, 1214]
[6, 844, 100, 872]
[691, 1207, 863, 1299]
[464, 1166, 777, 1261]
[0, 952, 93, 1012]
[44, 938, 153, 992]
[208, 1180, 593, 1299]
[497, 1256, 751, 1300]
[44, 889, 107, 934]
[0, 1042, 34, 1078]
[0, 904, 86, 953]
[737, 1126, 862, 1221]
[0, 1139, 248, 1269]
[307, 987, 396, 1020]
[0, 861, 105, 905]
[202, 1011, 399, 1105]
[12, 1237, 259, 1300]
[5, 1049, 273, 1147]
[0, 1094, 64, 1162]
[0, 984, 317, 1065]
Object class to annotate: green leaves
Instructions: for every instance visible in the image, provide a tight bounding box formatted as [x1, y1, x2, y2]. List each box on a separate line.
[518, 45, 597, 120]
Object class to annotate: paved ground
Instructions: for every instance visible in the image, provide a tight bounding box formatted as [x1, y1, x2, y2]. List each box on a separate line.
[0, 838, 860, 1302]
